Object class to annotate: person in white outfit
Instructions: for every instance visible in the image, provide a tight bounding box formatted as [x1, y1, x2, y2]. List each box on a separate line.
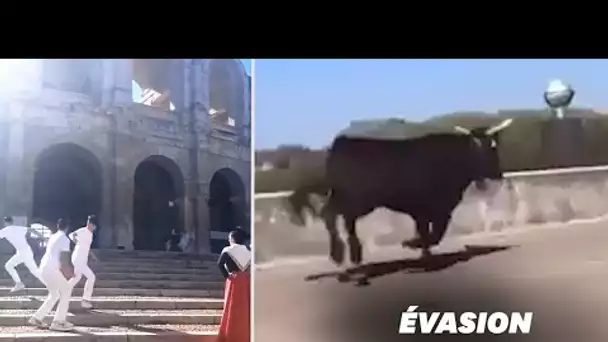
[29, 218, 75, 332]
[67, 215, 98, 309]
[0, 216, 43, 292]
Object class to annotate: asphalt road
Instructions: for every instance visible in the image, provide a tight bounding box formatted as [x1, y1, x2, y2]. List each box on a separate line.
[254, 218, 608, 342]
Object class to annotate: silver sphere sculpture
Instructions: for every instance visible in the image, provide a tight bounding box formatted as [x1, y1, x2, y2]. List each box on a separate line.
[543, 79, 575, 119]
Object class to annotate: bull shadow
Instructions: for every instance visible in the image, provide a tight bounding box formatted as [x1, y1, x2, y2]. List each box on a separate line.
[305, 244, 514, 287]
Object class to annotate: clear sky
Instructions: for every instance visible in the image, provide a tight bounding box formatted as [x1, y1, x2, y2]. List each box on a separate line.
[240, 59, 251, 75]
[254, 59, 608, 149]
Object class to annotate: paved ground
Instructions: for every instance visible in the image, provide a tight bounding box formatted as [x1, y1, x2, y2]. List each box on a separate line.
[255, 218, 608, 342]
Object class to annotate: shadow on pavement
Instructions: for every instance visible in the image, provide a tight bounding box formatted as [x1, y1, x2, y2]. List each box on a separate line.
[305, 244, 514, 287]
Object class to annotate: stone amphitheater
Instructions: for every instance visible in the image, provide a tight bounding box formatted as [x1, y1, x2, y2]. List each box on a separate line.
[0, 59, 252, 340]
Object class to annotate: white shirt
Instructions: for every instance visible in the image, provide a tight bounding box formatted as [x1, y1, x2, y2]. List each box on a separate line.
[40, 231, 71, 271]
[222, 244, 251, 271]
[0, 225, 31, 252]
[69, 227, 93, 265]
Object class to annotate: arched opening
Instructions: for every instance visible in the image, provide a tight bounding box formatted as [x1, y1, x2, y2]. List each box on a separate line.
[208, 168, 246, 254]
[132, 155, 185, 251]
[208, 59, 247, 129]
[131, 59, 178, 111]
[32, 143, 103, 247]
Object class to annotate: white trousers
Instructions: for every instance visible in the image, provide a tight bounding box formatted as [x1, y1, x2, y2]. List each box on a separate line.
[67, 262, 96, 301]
[34, 267, 73, 323]
[5, 249, 41, 284]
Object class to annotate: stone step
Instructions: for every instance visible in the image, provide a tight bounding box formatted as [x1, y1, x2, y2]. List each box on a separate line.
[6, 272, 222, 282]
[91, 272, 222, 282]
[0, 249, 217, 260]
[92, 266, 214, 275]
[95, 253, 211, 261]
[0, 288, 223, 298]
[90, 259, 211, 270]
[0, 279, 224, 290]
[0, 324, 218, 341]
[0, 297, 224, 310]
[96, 256, 215, 263]
[0, 256, 212, 269]
[92, 249, 219, 261]
[85, 279, 223, 290]
[0, 309, 222, 326]
[96, 256, 217, 264]
[95, 260, 216, 268]
[6, 264, 216, 275]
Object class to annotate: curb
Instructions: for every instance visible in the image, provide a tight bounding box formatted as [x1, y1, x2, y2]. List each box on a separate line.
[0, 330, 218, 341]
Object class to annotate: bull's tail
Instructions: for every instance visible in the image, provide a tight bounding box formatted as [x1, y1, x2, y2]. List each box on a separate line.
[286, 182, 330, 226]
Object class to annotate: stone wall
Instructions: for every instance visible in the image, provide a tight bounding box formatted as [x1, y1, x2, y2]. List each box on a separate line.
[0, 59, 251, 255]
[254, 165, 608, 264]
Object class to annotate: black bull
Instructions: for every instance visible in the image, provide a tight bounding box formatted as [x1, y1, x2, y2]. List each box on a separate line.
[286, 119, 514, 266]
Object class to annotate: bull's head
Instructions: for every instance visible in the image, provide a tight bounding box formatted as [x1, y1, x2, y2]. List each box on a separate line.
[454, 118, 513, 191]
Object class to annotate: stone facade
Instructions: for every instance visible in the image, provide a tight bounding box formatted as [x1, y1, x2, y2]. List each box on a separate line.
[0, 59, 251, 254]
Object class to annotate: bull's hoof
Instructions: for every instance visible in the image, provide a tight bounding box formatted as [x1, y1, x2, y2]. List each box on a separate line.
[348, 239, 363, 265]
[429, 237, 443, 247]
[356, 278, 370, 287]
[402, 238, 425, 249]
[330, 251, 345, 265]
[350, 247, 362, 265]
[330, 241, 345, 265]
[421, 249, 432, 259]
[337, 273, 350, 283]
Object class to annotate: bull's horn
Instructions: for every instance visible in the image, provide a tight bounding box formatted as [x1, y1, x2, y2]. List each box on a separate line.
[454, 126, 471, 135]
[486, 118, 513, 135]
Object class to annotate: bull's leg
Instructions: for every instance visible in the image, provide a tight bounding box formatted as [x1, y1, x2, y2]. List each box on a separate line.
[402, 217, 430, 247]
[402, 217, 432, 258]
[344, 216, 363, 265]
[322, 205, 344, 265]
[430, 214, 452, 246]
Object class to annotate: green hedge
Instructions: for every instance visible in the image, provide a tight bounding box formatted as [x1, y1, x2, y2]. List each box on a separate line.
[255, 115, 608, 193]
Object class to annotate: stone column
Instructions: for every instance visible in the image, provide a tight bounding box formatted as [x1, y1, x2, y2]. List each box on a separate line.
[98, 156, 115, 249]
[0, 116, 8, 217]
[197, 182, 211, 254]
[183, 190, 193, 234]
[112, 59, 133, 105]
[3, 103, 33, 221]
[236, 66, 248, 141]
[196, 60, 211, 115]
[188, 60, 215, 255]
[101, 59, 132, 107]
[169, 59, 187, 112]
[100, 59, 134, 249]
[113, 162, 135, 251]
[100, 60, 115, 107]
[182, 60, 195, 238]
[242, 74, 252, 146]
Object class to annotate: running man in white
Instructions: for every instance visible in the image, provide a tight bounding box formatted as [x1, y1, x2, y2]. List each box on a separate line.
[29, 218, 75, 331]
[0, 216, 43, 292]
[67, 214, 97, 309]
